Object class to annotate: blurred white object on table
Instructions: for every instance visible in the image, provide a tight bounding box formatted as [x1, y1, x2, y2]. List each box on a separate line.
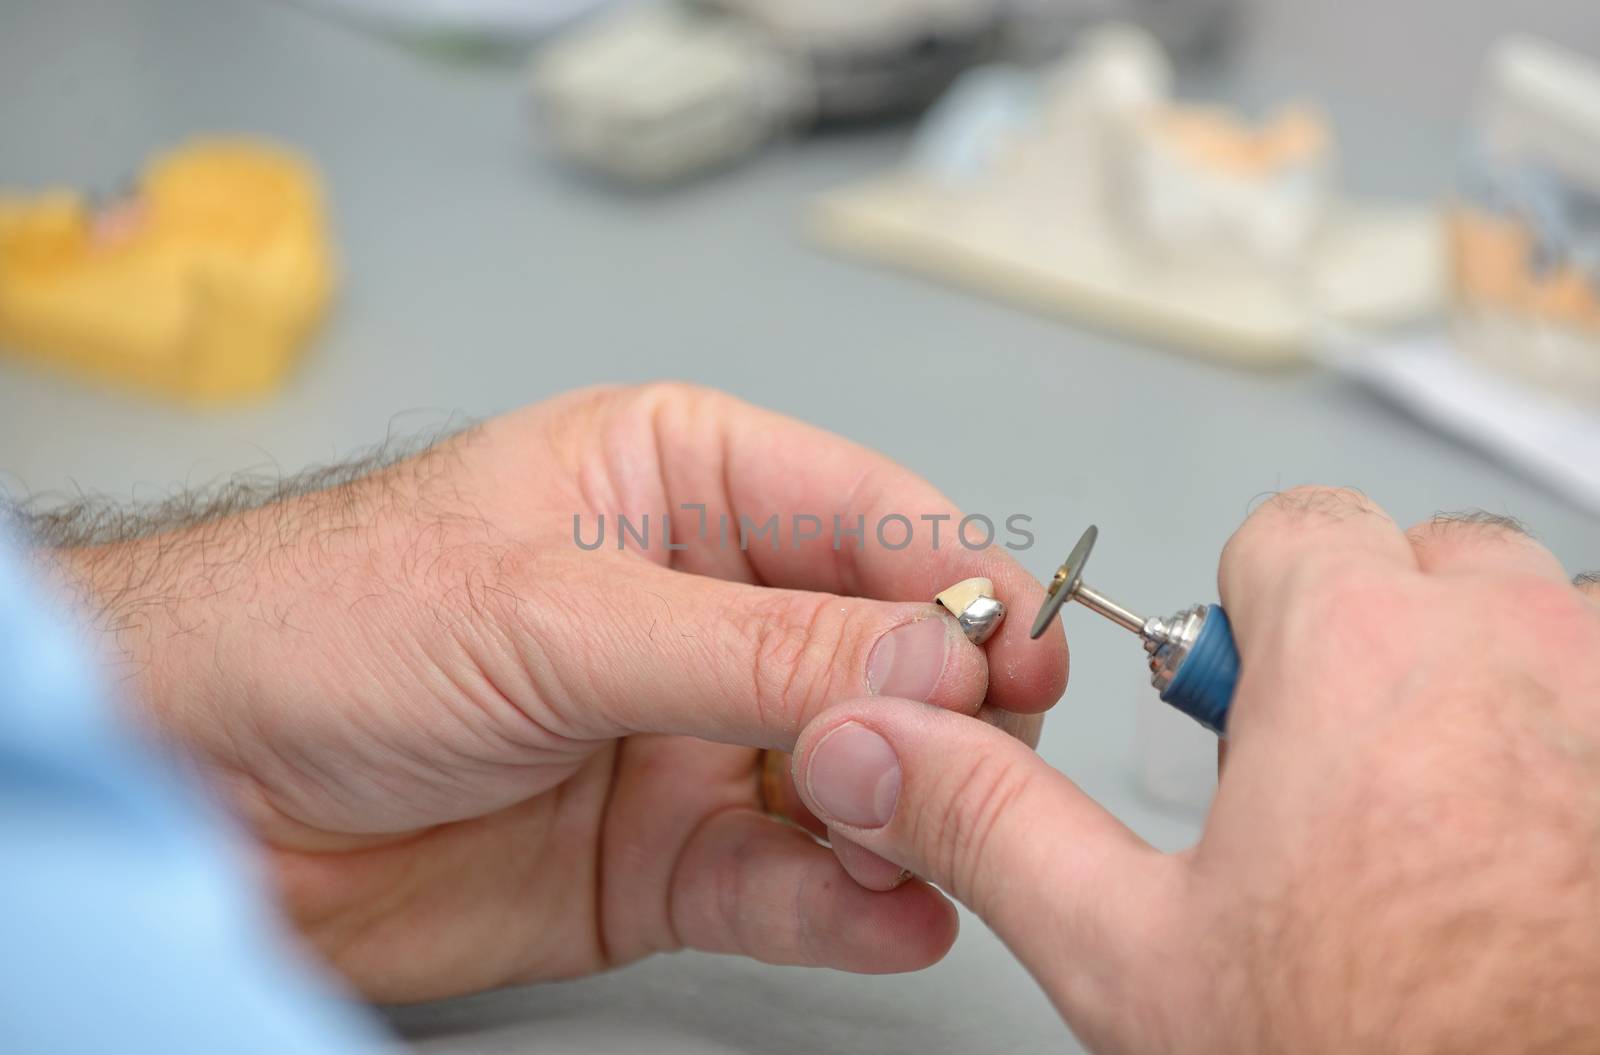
[813, 24, 1443, 366]
[525, 1, 1243, 186]
[528, 5, 804, 184]
[1321, 335, 1600, 518]
[1122, 102, 1331, 267]
[527, 0, 999, 185]
[1449, 36, 1600, 402]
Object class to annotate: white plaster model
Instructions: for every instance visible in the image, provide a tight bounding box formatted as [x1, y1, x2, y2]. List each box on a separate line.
[813, 23, 1442, 365]
[1450, 36, 1600, 402]
[1120, 104, 1331, 266]
[1039, 22, 1333, 267]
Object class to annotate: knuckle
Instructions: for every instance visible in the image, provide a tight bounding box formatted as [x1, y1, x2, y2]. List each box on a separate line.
[926, 748, 1035, 913]
[1257, 485, 1381, 526]
[668, 807, 760, 958]
[631, 380, 728, 419]
[1225, 488, 1386, 572]
[740, 591, 844, 735]
[711, 816, 768, 957]
[1408, 510, 1531, 547]
[547, 383, 628, 428]
[1575, 572, 1600, 612]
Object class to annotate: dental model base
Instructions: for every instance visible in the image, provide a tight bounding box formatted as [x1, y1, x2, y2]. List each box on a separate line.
[1032, 526, 1238, 735]
[813, 23, 1442, 365]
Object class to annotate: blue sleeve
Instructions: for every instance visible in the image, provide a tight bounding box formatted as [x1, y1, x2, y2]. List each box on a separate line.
[0, 539, 393, 1054]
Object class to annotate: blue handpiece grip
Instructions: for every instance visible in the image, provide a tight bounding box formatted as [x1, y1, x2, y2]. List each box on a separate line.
[1158, 604, 1239, 736]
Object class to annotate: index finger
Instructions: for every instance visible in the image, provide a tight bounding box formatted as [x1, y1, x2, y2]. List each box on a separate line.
[643, 385, 1067, 714]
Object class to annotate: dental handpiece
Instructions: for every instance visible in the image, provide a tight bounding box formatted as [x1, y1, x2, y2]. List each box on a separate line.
[1030, 526, 1239, 736]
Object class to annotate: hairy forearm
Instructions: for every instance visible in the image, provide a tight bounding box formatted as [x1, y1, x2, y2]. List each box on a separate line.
[7, 426, 478, 729]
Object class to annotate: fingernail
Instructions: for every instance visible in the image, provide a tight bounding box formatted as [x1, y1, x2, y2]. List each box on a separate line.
[866, 617, 952, 700]
[806, 722, 901, 828]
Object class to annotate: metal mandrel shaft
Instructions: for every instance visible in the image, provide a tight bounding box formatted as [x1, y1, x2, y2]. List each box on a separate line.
[1072, 582, 1149, 636]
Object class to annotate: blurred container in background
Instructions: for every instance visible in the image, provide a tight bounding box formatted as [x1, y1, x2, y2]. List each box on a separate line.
[529, 3, 804, 184]
[1450, 36, 1600, 402]
[527, 0, 1242, 186]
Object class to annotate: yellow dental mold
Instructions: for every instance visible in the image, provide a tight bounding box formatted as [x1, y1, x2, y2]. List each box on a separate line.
[0, 139, 336, 403]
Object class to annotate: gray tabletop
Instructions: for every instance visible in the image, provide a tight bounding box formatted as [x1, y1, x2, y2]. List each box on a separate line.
[3, 1, 1598, 1052]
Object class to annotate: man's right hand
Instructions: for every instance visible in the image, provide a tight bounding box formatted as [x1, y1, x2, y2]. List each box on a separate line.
[793, 489, 1600, 1053]
[36, 383, 1065, 1003]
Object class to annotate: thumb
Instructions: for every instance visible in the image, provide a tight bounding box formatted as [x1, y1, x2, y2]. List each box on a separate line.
[552, 565, 998, 747]
[791, 699, 1182, 1040]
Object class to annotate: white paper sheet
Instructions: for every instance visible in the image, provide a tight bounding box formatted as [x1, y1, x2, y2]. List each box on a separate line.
[1321, 336, 1600, 516]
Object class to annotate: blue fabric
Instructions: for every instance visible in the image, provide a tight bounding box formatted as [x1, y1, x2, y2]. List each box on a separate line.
[0, 539, 391, 1054]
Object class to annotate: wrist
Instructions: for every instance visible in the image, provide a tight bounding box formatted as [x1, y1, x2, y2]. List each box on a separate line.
[32, 530, 228, 738]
